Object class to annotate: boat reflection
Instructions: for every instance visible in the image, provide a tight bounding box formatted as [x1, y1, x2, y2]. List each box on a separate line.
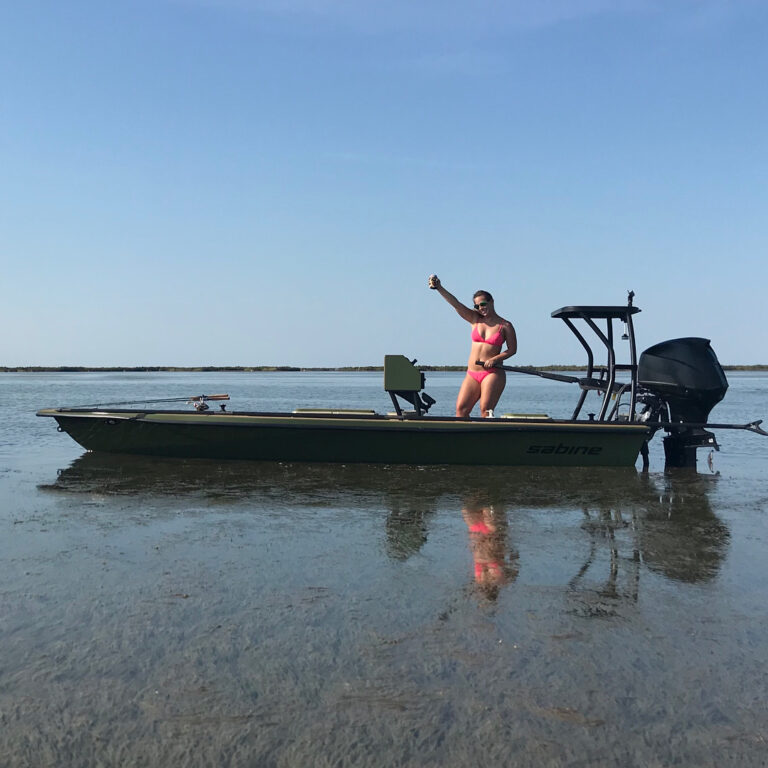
[44, 454, 729, 601]
[562, 471, 729, 616]
[385, 499, 434, 561]
[636, 472, 729, 584]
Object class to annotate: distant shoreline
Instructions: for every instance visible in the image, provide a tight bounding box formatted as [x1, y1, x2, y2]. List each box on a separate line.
[2, 365, 767, 372]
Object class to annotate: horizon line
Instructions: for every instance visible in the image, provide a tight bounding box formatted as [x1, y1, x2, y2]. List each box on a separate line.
[3, 364, 767, 373]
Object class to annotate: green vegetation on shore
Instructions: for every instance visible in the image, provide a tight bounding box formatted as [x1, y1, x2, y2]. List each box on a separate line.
[2, 364, 767, 373]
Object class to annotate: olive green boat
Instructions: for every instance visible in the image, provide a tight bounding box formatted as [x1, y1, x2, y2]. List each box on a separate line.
[36, 404, 650, 467]
[37, 295, 766, 469]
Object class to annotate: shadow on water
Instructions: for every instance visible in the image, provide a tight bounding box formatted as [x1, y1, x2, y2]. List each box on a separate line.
[43, 452, 729, 596]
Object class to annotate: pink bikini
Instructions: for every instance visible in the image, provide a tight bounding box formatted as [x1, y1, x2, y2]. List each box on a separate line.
[471, 325, 505, 346]
[468, 521, 494, 534]
[469, 324, 504, 383]
[468, 369, 494, 383]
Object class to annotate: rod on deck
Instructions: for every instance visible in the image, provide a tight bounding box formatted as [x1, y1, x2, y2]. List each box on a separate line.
[67, 394, 231, 409]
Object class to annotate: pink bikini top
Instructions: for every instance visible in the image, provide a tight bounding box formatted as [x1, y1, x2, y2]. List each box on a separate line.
[471, 324, 505, 347]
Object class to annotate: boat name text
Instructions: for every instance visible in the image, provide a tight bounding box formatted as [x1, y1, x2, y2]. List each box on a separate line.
[526, 444, 602, 455]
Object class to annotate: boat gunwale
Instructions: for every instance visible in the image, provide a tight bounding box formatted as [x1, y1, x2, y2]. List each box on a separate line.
[37, 407, 651, 434]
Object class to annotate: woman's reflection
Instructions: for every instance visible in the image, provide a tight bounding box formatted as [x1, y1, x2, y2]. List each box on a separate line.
[463, 500, 518, 600]
[45, 456, 729, 596]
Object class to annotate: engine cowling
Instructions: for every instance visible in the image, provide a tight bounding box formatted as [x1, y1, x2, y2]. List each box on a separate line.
[638, 338, 728, 468]
[638, 337, 728, 424]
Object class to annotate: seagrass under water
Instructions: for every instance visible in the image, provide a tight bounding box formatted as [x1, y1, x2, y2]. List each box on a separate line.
[2, 371, 768, 766]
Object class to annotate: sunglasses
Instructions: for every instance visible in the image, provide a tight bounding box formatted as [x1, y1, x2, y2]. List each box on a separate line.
[474, 301, 489, 309]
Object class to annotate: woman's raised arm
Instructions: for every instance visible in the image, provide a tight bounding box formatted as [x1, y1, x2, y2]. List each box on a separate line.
[428, 275, 478, 323]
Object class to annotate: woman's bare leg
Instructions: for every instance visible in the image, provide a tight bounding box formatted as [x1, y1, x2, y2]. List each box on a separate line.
[479, 372, 506, 417]
[456, 374, 481, 417]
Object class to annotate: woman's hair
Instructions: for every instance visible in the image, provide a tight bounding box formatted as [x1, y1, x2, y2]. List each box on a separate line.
[473, 290, 493, 302]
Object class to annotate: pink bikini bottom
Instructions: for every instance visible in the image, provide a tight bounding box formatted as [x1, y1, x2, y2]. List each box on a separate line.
[468, 369, 499, 384]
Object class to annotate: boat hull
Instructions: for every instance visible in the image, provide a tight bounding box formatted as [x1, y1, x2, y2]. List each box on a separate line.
[38, 409, 650, 467]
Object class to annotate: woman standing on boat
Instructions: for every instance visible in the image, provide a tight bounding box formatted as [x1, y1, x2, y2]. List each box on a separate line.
[429, 275, 517, 418]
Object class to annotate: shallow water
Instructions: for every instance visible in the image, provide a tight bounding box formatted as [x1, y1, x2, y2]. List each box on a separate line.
[2, 371, 768, 766]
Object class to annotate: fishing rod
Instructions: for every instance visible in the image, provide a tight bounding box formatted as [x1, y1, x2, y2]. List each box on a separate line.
[67, 394, 230, 409]
[476, 361, 580, 384]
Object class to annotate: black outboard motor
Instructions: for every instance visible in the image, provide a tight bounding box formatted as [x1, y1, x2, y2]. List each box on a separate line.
[638, 338, 728, 468]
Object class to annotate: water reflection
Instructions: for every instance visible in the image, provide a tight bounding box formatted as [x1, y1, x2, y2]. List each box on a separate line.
[562, 472, 729, 617]
[44, 454, 729, 600]
[637, 472, 730, 584]
[385, 500, 433, 561]
[463, 500, 519, 600]
[568, 504, 641, 618]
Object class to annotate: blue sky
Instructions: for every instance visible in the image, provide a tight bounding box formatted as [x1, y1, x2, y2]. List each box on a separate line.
[1, 0, 765, 366]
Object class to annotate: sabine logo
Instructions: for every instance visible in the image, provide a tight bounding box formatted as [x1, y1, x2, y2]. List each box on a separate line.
[526, 444, 603, 455]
